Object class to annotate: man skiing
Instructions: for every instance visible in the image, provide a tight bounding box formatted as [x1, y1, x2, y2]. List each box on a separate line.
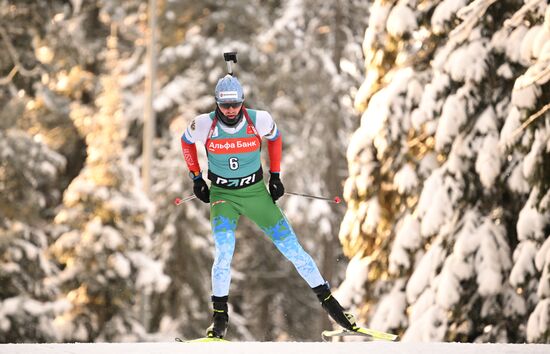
[180, 71, 356, 339]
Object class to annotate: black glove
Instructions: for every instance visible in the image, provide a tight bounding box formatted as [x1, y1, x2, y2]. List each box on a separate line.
[193, 176, 210, 203]
[268, 172, 285, 203]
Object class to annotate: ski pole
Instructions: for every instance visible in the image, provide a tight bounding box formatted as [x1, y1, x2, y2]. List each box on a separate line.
[285, 192, 342, 204]
[174, 195, 197, 205]
[174, 192, 342, 205]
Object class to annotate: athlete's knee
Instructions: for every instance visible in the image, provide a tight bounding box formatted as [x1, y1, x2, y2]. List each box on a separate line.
[214, 230, 236, 245]
[213, 231, 235, 267]
[262, 218, 294, 242]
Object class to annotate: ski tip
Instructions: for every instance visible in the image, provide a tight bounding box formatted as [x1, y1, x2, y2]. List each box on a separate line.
[322, 327, 398, 342]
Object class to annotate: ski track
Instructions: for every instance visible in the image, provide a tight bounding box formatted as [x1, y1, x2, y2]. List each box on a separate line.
[1, 342, 549, 354]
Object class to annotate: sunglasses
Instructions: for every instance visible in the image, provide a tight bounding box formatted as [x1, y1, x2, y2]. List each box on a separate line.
[218, 102, 243, 109]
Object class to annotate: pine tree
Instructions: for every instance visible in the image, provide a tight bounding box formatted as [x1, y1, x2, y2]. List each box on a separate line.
[0, 111, 68, 342]
[49, 24, 169, 342]
[341, 0, 549, 343]
[0, 0, 82, 343]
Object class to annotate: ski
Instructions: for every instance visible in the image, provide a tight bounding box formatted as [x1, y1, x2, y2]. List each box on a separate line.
[322, 326, 398, 342]
[175, 336, 230, 343]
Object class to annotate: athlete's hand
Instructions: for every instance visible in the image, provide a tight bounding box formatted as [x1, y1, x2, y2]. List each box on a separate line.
[269, 172, 284, 203]
[193, 177, 210, 203]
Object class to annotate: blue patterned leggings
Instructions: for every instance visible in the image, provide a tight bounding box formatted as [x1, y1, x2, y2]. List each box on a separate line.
[209, 183, 325, 297]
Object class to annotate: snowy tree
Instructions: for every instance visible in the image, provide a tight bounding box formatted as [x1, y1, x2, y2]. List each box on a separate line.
[0, 0, 83, 343]
[340, 0, 550, 343]
[0, 113, 68, 342]
[48, 19, 169, 341]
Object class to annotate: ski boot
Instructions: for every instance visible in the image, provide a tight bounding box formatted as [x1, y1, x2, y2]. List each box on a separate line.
[313, 282, 357, 330]
[206, 295, 229, 338]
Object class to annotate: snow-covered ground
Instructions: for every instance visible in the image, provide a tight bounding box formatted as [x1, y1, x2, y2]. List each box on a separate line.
[1, 342, 549, 354]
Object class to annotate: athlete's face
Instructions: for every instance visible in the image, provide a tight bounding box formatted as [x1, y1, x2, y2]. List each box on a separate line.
[218, 102, 243, 119]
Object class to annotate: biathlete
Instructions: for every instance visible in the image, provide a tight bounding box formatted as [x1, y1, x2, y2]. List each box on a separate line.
[180, 73, 356, 339]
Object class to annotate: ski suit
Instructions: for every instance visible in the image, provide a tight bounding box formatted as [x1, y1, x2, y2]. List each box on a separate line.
[181, 108, 325, 297]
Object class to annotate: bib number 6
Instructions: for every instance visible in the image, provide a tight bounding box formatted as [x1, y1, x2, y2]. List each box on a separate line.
[229, 157, 239, 170]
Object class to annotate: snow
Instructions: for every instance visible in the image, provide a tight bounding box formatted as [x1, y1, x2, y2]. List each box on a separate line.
[507, 26, 530, 63]
[443, 40, 489, 83]
[416, 170, 460, 237]
[394, 164, 418, 194]
[499, 106, 522, 148]
[517, 190, 549, 241]
[507, 160, 530, 194]
[527, 299, 550, 342]
[102, 227, 124, 250]
[361, 89, 389, 141]
[389, 214, 421, 273]
[435, 92, 468, 151]
[411, 73, 450, 131]
[473, 107, 502, 188]
[535, 236, 550, 274]
[1, 342, 549, 354]
[497, 62, 514, 79]
[436, 256, 462, 309]
[474, 105, 498, 134]
[408, 288, 435, 324]
[520, 25, 542, 65]
[128, 252, 171, 294]
[109, 253, 131, 278]
[386, 5, 417, 38]
[523, 128, 549, 179]
[417, 152, 439, 179]
[362, 1, 392, 52]
[532, 24, 550, 59]
[406, 238, 445, 303]
[370, 282, 407, 330]
[475, 133, 501, 188]
[509, 240, 538, 287]
[22, 299, 48, 316]
[537, 258, 550, 297]
[431, 0, 468, 35]
[362, 197, 381, 234]
[402, 305, 448, 342]
[334, 254, 369, 307]
[450, 0, 499, 43]
[153, 76, 187, 112]
[502, 287, 527, 318]
[512, 79, 542, 110]
[1, 297, 22, 317]
[257, 0, 303, 45]
[475, 220, 510, 296]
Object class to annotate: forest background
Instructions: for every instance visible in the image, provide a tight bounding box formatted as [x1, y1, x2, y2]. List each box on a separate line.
[0, 0, 549, 344]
